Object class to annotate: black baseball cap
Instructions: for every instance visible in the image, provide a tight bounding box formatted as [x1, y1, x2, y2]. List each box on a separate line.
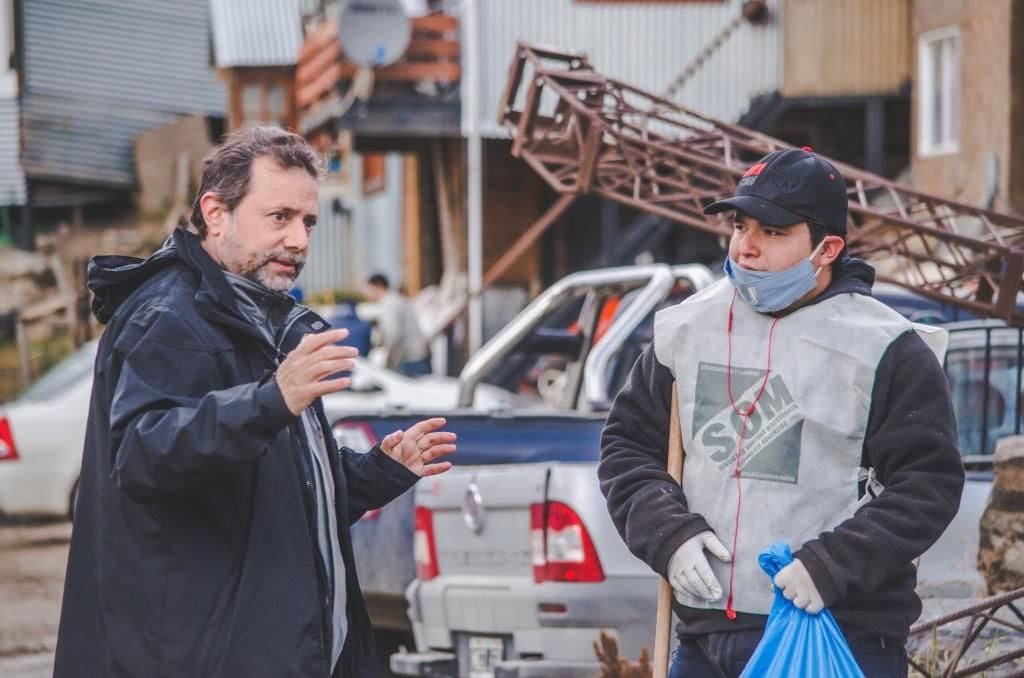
[704, 147, 848, 235]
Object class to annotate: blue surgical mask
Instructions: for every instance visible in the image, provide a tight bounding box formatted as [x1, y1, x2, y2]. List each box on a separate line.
[725, 240, 827, 313]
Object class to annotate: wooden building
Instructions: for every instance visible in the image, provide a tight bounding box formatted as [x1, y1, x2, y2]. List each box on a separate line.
[210, 0, 304, 131]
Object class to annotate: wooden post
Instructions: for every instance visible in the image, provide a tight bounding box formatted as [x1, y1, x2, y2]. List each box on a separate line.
[432, 139, 461, 281]
[48, 254, 76, 345]
[403, 154, 422, 295]
[654, 387, 684, 678]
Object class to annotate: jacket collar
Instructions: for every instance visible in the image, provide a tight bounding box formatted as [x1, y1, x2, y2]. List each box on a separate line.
[175, 229, 327, 354]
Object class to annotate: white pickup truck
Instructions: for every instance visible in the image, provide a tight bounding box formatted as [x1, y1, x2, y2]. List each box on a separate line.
[394, 315, 1009, 677]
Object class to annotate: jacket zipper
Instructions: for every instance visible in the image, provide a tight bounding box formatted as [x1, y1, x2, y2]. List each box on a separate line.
[292, 427, 334, 677]
[269, 309, 334, 676]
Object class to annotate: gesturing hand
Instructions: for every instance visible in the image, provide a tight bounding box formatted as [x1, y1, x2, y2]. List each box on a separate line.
[276, 329, 358, 416]
[379, 417, 457, 478]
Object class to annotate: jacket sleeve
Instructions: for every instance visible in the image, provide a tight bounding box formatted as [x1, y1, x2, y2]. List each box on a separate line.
[794, 331, 965, 606]
[108, 309, 296, 502]
[340, 445, 419, 523]
[598, 344, 713, 578]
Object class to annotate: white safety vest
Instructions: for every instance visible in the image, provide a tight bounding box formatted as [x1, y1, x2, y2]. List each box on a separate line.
[653, 278, 945, 614]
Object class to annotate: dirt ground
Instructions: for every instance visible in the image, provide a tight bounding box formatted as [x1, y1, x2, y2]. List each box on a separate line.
[0, 520, 70, 678]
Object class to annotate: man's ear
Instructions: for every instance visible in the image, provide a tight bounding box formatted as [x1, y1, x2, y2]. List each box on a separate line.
[199, 192, 229, 238]
[819, 235, 846, 267]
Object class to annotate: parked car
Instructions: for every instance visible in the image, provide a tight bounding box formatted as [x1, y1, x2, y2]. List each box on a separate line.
[871, 282, 981, 325]
[393, 316, 1008, 677]
[0, 337, 518, 520]
[0, 340, 98, 518]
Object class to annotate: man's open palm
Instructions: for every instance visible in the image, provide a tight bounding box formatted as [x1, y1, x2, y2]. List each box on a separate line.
[379, 417, 456, 477]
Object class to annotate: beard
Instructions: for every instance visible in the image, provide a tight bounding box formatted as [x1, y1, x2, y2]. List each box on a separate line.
[219, 229, 306, 292]
[250, 250, 306, 292]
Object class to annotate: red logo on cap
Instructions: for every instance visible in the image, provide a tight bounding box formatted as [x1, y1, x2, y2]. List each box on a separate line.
[743, 162, 767, 178]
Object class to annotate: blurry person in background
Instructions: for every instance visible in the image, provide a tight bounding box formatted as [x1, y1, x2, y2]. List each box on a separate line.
[362, 273, 432, 377]
[54, 126, 456, 677]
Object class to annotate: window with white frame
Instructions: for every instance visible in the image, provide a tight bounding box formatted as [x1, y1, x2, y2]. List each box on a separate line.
[918, 27, 960, 156]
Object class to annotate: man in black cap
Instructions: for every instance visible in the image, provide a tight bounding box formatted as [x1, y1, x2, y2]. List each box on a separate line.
[599, 147, 964, 676]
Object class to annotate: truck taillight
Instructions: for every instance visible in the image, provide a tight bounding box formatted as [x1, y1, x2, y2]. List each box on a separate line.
[530, 504, 547, 582]
[529, 501, 605, 583]
[414, 506, 440, 580]
[0, 416, 18, 462]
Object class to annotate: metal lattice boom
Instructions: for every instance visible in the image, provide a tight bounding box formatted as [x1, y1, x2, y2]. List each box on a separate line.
[494, 43, 1024, 324]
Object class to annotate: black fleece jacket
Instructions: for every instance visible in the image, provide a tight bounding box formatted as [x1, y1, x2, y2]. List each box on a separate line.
[598, 258, 965, 640]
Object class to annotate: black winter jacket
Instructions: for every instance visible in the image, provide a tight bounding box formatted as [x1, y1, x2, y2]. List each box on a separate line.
[599, 258, 965, 641]
[54, 229, 417, 677]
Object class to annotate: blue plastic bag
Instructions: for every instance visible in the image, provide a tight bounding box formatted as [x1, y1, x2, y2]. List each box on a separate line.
[739, 542, 865, 678]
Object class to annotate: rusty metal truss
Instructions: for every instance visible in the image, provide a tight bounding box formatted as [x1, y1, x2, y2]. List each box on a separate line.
[493, 43, 1024, 324]
[908, 586, 1024, 677]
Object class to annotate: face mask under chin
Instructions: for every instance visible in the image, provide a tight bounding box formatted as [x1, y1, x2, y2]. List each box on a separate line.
[725, 240, 826, 314]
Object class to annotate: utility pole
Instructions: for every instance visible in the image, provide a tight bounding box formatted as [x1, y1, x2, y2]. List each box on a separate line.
[464, 0, 483, 355]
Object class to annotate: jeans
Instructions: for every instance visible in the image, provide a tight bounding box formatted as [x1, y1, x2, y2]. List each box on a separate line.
[668, 628, 908, 678]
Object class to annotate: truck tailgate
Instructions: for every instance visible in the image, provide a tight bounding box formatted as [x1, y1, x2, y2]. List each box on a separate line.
[418, 464, 548, 577]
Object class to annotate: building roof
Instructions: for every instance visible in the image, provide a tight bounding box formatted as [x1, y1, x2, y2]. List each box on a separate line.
[210, 0, 304, 68]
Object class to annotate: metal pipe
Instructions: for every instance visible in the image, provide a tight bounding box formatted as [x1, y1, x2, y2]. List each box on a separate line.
[982, 327, 992, 456]
[581, 269, 673, 408]
[583, 265, 715, 409]
[457, 266, 673, 408]
[464, 0, 483, 355]
[1016, 327, 1022, 435]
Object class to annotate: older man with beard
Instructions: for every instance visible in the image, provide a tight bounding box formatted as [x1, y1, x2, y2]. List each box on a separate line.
[54, 126, 456, 678]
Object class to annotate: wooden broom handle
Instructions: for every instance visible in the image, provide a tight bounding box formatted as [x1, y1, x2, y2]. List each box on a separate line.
[653, 387, 684, 678]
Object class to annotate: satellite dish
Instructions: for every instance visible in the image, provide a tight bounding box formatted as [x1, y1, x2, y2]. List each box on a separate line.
[339, 0, 412, 68]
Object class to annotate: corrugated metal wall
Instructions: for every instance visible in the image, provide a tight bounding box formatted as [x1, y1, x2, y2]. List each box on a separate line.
[781, 0, 911, 97]
[471, 0, 781, 137]
[0, 96, 26, 205]
[303, 196, 352, 297]
[210, 0, 302, 68]
[20, 0, 225, 188]
[301, 154, 405, 296]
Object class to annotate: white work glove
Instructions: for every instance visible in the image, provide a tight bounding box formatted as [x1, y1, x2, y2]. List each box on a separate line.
[773, 558, 825, 614]
[667, 531, 732, 602]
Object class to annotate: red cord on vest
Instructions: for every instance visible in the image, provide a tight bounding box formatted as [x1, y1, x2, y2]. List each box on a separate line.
[723, 290, 779, 620]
